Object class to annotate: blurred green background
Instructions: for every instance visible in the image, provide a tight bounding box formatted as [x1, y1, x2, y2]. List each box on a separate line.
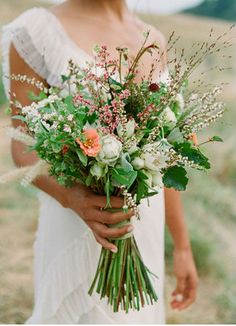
[0, 0, 235, 324]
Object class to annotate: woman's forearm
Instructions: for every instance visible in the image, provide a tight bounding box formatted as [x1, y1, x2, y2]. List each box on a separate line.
[164, 187, 191, 250]
[12, 139, 70, 207]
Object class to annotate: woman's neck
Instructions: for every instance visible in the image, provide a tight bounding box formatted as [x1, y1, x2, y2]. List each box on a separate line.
[68, 0, 129, 22]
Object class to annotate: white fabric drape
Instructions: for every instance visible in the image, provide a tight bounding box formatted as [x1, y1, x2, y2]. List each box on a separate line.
[2, 7, 166, 324]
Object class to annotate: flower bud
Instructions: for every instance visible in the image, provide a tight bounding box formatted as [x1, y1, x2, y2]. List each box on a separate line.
[149, 83, 160, 92]
[132, 157, 145, 170]
[90, 163, 105, 178]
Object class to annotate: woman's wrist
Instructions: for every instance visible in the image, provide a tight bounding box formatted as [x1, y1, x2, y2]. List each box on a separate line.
[173, 238, 191, 252]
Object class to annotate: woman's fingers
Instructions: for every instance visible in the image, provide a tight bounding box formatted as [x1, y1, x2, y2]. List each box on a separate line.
[171, 277, 186, 309]
[178, 288, 196, 310]
[171, 275, 198, 310]
[105, 209, 134, 225]
[92, 219, 134, 252]
[178, 275, 198, 310]
[93, 232, 118, 252]
[95, 207, 134, 224]
[93, 221, 133, 239]
[93, 195, 125, 209]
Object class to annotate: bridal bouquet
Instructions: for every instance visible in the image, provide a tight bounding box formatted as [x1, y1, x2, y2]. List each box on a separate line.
[1, 29, 231, 312]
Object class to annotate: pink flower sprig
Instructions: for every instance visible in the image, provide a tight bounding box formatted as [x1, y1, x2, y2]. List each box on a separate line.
[137, 103, 155, 122]
[73, 94, 98, 112]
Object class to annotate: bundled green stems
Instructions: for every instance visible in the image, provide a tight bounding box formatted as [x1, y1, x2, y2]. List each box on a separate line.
[88, 218, 158, 313]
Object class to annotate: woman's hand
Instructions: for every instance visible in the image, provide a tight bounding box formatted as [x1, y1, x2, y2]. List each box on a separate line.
[64, 184, 134, 253]
[171, 247, 199, 311]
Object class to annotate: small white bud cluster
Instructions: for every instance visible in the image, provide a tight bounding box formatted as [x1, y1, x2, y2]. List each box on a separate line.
[147, 125, 161, 143]
[183, 108, 224, 135]
[168, 148, 202, 170]
[9, 74, 48, 93]
[123, 188, 139, 218]
[182, 87, 225, 136]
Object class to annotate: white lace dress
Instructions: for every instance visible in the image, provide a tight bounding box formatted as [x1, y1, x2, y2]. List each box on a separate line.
[2, 7, 166, 324]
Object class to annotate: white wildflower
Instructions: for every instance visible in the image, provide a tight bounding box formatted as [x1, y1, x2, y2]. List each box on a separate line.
[41, 120, 50, 130]
[67, 114, 74, 122]
[141, 144, 167, 172]
[63, 125, 72, 133]
[51, 121, 59, 130]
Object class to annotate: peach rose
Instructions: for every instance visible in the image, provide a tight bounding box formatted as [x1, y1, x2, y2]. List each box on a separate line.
[76, 129, 101, 157]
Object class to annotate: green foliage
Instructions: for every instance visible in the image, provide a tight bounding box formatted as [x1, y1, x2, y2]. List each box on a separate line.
[211, 135, 223, 142]
[111, 167, 137, 189]
[163, 166, 189, 191]
[0, 71, 7, 107]
[12, 115, 26, 123]
[28, 91, 47, 102]
[174, 141, 211, 169]
[183, 0, 236, 22]
[76, 148, 88, 166]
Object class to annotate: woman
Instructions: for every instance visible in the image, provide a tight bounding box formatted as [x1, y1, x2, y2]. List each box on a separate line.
[2, 0, 198, 323]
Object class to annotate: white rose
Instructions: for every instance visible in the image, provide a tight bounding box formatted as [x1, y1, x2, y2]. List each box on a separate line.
[97, 135, 122, 165]
[117, 119, 135, 138]
[90, 163, 105, 179]
[141, 150, 167, 171]
[132, 157, 145, 170]
[161, 106, 177, 127]
[151, 171, 163, 188]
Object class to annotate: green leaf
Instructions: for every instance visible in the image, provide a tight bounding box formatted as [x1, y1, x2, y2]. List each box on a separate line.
[136, 180, 148, 203]
[211, 136, 223, 142]
[174, 142, 211, 169]
[61, 75, 70, 83]
[85, 174, 93, 187]
[104, 175, 111, 208]
[4, 107, 11, 115]
[120, 153, 133, 171]
[167, 127, 184, 143]
[163, 166, 188, 191]
[51, 142, 62, 153]
[64, 96, 75, 113]
[111, 168, 137, 189]
[137, 170, 149, 180]
[28, 91, 47, 101]
[12, 115, 26, 122]
[76, 148, 88, 167]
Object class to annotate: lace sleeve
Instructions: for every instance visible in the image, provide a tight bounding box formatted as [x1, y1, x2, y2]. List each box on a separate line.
[1, 7, 66, 98]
